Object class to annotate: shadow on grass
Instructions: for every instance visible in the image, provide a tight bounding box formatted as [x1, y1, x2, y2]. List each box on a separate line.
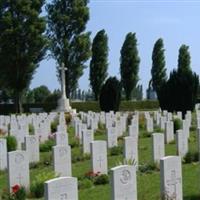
[184, 195, 200, 200]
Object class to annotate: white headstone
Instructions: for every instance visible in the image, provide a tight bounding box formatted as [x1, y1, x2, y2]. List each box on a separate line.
[53, 145, 71, 177]
[160, 156, 182, 200]
[128, 124, 138, 140]
[8, 150, 30, 192]
[44, 177, 78, 200]
[25, 135, 39, 163]
[164, 121, 174, 144]
[152, 133, 165, 164]
[111, 165, 137, 200]
[82, 129, 94, 154]
[146, 117, 153, 132]
[90, 140, 108, 174]
[55, 132, 68, 146]
[107, 127, 118, 148]
[0, 138, 7, 170]
[123, 136, 138, 167]
[176, 130, 188, 157]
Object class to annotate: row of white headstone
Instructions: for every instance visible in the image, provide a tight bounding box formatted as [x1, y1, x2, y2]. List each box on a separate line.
[44, 155, 182, 200]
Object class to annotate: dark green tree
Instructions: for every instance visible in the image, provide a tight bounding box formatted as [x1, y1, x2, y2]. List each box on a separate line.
[99, 77, 121, 112]
[159, 45, 199, 114]
[46, 0, 91, 98]
[24, 90, 35, 104]
[32, 85, 51, 103]
[151, 38, 167, 99]
[0, 0, 47, 113]
[120, 33, 140, 100]
[89, 29, 108, 100]
[178, 45, 191, 73]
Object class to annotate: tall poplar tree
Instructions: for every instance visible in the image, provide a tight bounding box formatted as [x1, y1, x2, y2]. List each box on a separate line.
[90, 29, 108, 100]
[120, 32, 140, 100]
[151, 38, 167, 99]
[0, 0, 47, 113]
[46, 0, 91, 97]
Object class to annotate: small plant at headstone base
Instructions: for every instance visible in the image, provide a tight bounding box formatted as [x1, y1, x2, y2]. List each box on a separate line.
[70, 137, 80, 148]
[6, 136, 17, 152]
[40, 152, 52, 166]
[28, 124, 34, 135]
[183, 151, 199, 164]
[65, 112, 72, 124]
[116, 158, 137, 166]
[93, 174, 109, 185]
[2, 185, 26, 200]
[78, 179, 93, 190]
[99, 76, 122, 112]
[39, 139, 55, 152]
[29, 162, 41, 169]
[140, 130, 152, 138]
[71, 152, 90, 163]
[117, 136, 124, 142]
[50, 120, 58, 133]
[83, 153, 91, 160]
[110, 146, 122, 156]
[30, 171, 56, 198]
[139, 162, 159, 174]
[173, 118, 182, 133]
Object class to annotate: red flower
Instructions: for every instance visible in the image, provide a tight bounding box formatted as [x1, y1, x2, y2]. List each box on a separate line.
[12, 185, 20, 193]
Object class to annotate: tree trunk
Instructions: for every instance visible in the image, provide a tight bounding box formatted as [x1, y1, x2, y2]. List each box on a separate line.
[14, 91, 23, 113]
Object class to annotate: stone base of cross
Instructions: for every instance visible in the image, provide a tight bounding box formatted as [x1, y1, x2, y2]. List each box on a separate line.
[56, 96, 74, 113]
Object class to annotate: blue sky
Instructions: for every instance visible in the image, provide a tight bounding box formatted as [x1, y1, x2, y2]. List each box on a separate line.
[31, 0, 200, 95]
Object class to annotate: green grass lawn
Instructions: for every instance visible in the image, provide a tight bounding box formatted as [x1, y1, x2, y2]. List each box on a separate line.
[0, 114, 200, 200]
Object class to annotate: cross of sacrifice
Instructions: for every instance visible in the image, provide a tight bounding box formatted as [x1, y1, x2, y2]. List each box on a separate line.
[59, 63, 67, 99]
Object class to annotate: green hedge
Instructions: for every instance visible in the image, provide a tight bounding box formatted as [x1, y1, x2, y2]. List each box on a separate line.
[71, 100, 159, 112]
[0, 100, 159, 114]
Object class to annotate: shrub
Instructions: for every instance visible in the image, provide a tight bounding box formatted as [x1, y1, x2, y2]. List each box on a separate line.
[139, 163, 158, 173]
[6, 136, 17, 152]
[184, 151, 199, 163]
[78, 179, 93, 189]
[174, 118, 182, 133]
[70, 137, 80, 148]
[99, 77, 121, 112]
[39, 139, 55, 152]
[72, 153, 90, 163]
[110, 146, 122, 156]
[30, 171, 56, 198]
[94, 174, 109, 185]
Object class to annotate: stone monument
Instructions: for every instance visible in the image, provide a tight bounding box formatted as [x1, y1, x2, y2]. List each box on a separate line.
[56, 63, 72, 112]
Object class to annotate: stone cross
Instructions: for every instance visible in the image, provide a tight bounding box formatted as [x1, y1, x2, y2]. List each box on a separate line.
[59, 63, 67, 99]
